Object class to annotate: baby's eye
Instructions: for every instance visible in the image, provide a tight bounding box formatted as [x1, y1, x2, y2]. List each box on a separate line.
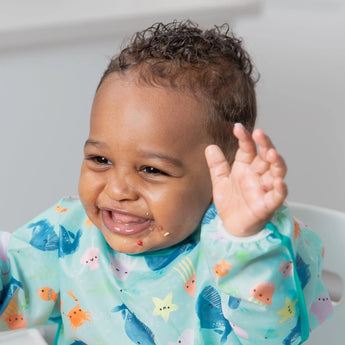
[141, 166, 168, 176]
[87, 156, 112, 165]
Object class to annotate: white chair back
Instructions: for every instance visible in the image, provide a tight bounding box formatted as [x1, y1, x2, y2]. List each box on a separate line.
[289, 202, 345, 344]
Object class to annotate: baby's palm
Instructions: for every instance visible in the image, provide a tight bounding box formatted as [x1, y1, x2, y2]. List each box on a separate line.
[205, 124, 287, 237]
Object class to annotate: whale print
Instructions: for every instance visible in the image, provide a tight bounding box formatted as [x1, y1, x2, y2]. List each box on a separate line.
[112, 303, 156, 345]
[58, 225, 82, 258]
[201, 204, 217, 225]
[282, 317, 301, 345]
[229, 321, 249, 339]
[228, 296, 241, 310]
[29, 219, 59, 251]
[196, 285, 232, 344]
[295, 254, 311, 289]
[145, 240, 197, 271]
[0, 277, 23, 314]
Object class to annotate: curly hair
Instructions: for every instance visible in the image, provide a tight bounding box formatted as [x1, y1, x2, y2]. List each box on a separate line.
[98, 20, 258, 162]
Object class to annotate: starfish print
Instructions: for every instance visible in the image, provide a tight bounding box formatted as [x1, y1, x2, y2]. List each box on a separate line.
[152, 292, 178, 323]
[277, 297, 297, 323]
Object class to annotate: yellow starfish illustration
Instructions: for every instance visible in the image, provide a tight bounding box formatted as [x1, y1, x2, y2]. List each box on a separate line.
[277, 297, 297, 323]
[152, 292, 178, 323]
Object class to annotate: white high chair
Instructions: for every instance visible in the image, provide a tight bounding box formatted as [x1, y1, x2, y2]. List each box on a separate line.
[289, 202, 345, 345]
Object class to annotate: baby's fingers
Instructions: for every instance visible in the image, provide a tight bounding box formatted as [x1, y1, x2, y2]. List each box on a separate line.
[265, 177, 288, 211]
[205, 145, 231, 185]
[233, 123, 257, 164]
[267, 148, 287, 178]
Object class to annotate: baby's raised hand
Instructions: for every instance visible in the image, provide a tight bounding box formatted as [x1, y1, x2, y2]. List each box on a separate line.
[205, 123, 287, 237]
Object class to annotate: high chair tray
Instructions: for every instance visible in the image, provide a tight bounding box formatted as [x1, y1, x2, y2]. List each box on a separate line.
[0, 328, 48, 345]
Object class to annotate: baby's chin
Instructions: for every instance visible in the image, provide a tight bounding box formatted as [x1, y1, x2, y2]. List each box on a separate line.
[104, 234, 174, 255]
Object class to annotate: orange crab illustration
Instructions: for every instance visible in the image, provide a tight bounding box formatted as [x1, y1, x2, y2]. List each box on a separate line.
[61, 290, 92, 332]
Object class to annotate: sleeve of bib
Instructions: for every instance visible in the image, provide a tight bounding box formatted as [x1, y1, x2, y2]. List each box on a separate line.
[0, 201, 65, 331]
[200, 203, 333, 344]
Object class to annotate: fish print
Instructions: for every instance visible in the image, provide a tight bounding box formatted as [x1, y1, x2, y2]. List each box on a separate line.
[37, 287, 59, 302]
[112, 303, 156, 345]
[213, 259, 233, 278]
[196, 285, 232, 344]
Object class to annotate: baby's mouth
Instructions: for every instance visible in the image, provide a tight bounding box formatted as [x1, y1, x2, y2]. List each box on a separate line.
[101, 209, 153, 235]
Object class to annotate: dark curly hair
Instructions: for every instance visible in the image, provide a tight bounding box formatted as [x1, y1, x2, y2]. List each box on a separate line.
[98, 20, 258, 162]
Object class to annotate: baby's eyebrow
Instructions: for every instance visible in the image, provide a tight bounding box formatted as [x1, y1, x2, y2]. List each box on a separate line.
[84, 139, 106, 149]
[138, 150, 184, 168]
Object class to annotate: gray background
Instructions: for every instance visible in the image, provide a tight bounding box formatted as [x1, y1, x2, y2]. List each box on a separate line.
[1, 0, 344, 231]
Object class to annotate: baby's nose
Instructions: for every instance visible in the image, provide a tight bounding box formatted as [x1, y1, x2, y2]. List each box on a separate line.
[104, 173, 139, 202]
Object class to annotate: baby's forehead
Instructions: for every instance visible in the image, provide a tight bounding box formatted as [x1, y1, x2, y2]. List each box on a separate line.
[89, 75, 212, 152]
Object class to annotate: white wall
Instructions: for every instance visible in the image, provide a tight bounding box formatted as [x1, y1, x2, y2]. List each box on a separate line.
[235, 0, 345, 213]
[1, 0, 344, 231]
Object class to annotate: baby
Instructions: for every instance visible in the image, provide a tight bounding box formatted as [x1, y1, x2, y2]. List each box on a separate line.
[0, 21, 332, 344]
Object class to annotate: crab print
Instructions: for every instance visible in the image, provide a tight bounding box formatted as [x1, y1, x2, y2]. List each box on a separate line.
[61, 290, 92, 332]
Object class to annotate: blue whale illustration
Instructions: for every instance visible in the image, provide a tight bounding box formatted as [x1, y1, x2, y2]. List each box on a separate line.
[29, 219, 59, 251]
[296, 254, 311, 289]
[58, 225, 81, 258]
[283, 317, 301, 345]
[228, 296, 241, 310]
[145, 239, 197, 271]
[201, 203, 217, 225]
[112, 303, 156, 345]
[28, 220, 82, 257]
[196, 285, 232, 344]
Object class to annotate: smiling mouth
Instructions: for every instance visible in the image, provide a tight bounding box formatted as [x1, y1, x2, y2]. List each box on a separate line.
[101, 209, 153, 235]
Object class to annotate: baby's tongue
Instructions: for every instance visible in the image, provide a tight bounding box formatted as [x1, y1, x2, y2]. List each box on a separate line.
[112, 212, 144, 224]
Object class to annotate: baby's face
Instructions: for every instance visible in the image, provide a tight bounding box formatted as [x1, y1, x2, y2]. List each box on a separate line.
[79, 73, 213, 254]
